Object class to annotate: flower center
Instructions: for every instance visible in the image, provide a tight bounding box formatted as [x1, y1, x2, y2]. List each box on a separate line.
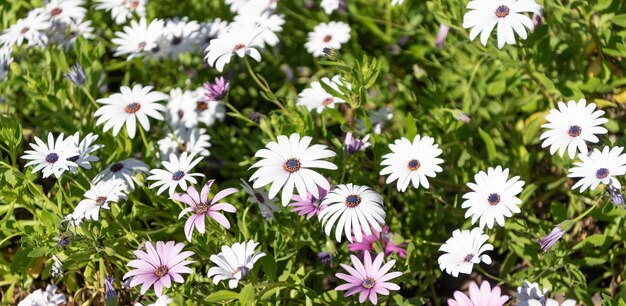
[254, 192, 265, 203]
[95, 196, 107, 206]
[568, 125, 582, 137]
[464, 253, 474, 262]
[362, 278, 375, 289]
[67, 155, 79, 162]
[197, 101, 208, 111]
[125, 102, 141, 113]
[20, 27, 30, 34]
[130, 0, 140, 9]
[172, 171, 185, 181]
[345, 194, 361, 207]
[45, 153, 59, 163]
[487, 193, 501, 206]
[177, 109, 185, 119]
[495, 5, 510, 17]
[232, 266, 250, 279]
[596, 168, 609, 179]
[153, 265, 169, 277]
[232, 43, 246, 52]
[323, 35, 332, 43]
[194, 202, 210, 214]
[171, 36, 182, 45]
[407, 159, 420, 171]
[283, 158, 301, 173]
[50, 8, 63, 16]
[321, 97, 334, 106]
[110, 162, 124, 172]
[137, 41, 147, 50]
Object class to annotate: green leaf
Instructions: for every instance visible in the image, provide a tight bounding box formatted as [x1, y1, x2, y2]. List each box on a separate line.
[259, 255, 277, 282]
[205, 290, 239, 303]
[238, 284, 255, 306]
[613, 14, 626, 27]
[405, 113, 417, 140]
[573, 234, 608, 251]
[487, 80, 506, 96]
[478, 128, 496, 161]
[27, 247, 48, 258]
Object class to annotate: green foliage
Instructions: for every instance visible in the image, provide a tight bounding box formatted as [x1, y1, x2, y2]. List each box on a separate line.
[1, 0, 626, 305]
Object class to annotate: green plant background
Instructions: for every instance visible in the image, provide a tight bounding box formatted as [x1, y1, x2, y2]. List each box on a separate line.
[2, 0, 626, 305]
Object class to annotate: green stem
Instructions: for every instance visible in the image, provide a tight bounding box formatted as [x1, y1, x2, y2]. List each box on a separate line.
[573, 197, 603, 222]
[243, 57, 291, 114]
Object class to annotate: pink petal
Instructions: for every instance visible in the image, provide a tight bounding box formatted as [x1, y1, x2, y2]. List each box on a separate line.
[184, 215, 198, 242]
[211, 187, 238, 203]
[187, 185, 201, 204]
[209, 212, 231, 229]
[195, 214, 206, 234]
[201, 179, 215, 202]
[211, 203, 236, 213]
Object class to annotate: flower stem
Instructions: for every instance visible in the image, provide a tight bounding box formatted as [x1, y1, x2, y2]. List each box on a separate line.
[243, 57, 290, 114]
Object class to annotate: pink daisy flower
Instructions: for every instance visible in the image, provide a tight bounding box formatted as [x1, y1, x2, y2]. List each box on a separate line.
[123, 241, 194, 297]
[348, 225, 408, 259]
[172, 180, 238, 242]
[448, 280, 509, 306]
[288, 184, 329, 219]
[335, 252, 402, 305]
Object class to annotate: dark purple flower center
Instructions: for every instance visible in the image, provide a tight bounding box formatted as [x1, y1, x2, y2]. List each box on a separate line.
[171, 36, 182, 45]
[487, 193, 501, 206]
[20, 27, 30, 34]
[137, 41, 147, 50]
[110, 162, 124, 172]
[95, 196, 107, 206]
[362, 278, 375, 289]
[284, 158, 301, 173]
[596, 168, 609, 179]
[153, 265, 169, 277]
[177, 109, 185, 119]
[345, 194, 361, 207]
[254, 192, 265, 203]
[67, 155, 79, 162]
[45, 153, 59, 163]
[568, 125, 582, 137]
[464, 253, 474, 262]
[197, 101, 209, 111]
[323, 35, 332, 43]
[408, 159, 420, 171]
[495, 5, 510, 17]
[172, 171, 185, 181]
[194, 202, 209, 214]
[125, 102, 141, 114]
[321, 97, 334, 106]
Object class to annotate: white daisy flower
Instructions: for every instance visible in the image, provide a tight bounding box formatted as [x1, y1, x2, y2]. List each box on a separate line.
[240, 179, 280, 220]
[249, 133, 338, 206]
[438, 227, 493, 277]
[321, 0, 340, 14]
[158, 126, 212, 160]
[539, 99, 608, 159]
[568, 146, 626, 192]
[74, 179, 127, 221]
[305, 21, 351, 57]
[225, 0, 277, 14]
[135, 295, 173, 306]
[61, 211, 84, 232]
[21, 133, 78, 178]
[233, 10, 284, 47]
[162, 18, 200, 60]
[542, 299, 577, 306]
[356, 106, 393, 135]
[67, 132, 102, 173]
[196, 19, 228, 52]
[95, 84, 168, 139]
[463, 0, 542, 48]
[194, 88, 226, 127]
[0, 45, 13, 81]
[516, 281, 548, 306]
[319, 184, 385, 242]
[379, 135, 444, 192]
[204, 23, 266, 72]
[147, 152, 204, 196]
[296, 75, 348, 113]
[17, 284, 67, 306]
[112, 18, 165, 60]
[0, 12, 51, 48]
[93, 158, 149, 190]
[52, 20, 95, 50]
[43, 0, 86, 24]
[95, 0, 147, 25]
[166, 88, 200, 128]
[461, 166, 525, 229]
[207, 240, 266, 289]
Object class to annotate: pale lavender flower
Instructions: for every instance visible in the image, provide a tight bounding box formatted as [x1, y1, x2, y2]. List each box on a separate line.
[435, 24, 450, 48]
[64, 63, 86, 85]
[533, 11, 543, 27]
[345, 132, 371, 155]
[539, 220, 573, 252]
[318, 252, 334, 266]
[289, 184, 329, 219]
[201, 76, 230, 101]
[105, 275, 116, 303]
[607, 184, 624, 206]
[335, 252, 402, 305]
[123, 241, 194, 297]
